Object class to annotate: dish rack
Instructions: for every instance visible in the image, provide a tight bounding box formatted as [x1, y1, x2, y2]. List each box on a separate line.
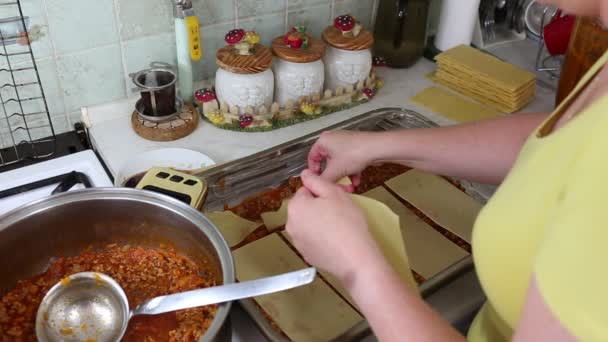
[0, 0, 55, 167]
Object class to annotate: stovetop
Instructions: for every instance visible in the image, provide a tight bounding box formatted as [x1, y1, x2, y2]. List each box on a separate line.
[0, 124, 96, 173]
[0, 129, 113, 216]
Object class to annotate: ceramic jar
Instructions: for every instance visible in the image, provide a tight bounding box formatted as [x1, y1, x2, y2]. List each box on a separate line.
[273, 60, 324, 107]
[215, 68, 274, 111]
[271, 30, 326, 106]
[322, 14, 374, 90]
[323, 47, 372, 90]
[215, 29, 274, 114]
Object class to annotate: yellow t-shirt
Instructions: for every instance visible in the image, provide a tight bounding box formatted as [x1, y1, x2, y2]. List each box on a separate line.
[468, 50, 608, 342]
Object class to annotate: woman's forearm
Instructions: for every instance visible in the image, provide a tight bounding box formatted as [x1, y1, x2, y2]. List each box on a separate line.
[361, 112, 548, 184]
[346, 251, 465, 342]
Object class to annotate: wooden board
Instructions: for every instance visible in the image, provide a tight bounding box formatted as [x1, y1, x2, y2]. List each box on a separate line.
[131, 103, 198, 142]
[216, 43, 273, 75]
[204, 211, 262, 247]
[363, 187, 469, 279]
[322, 26, 374, 51]
[271, 36, 326, 63]
[386, 169, 482, 243]
[233, 234, 363, 341]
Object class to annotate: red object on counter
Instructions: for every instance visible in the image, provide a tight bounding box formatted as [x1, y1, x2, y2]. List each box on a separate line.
[544, 11, 576, 55]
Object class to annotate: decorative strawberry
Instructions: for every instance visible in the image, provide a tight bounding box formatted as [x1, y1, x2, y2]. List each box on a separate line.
[225, 29, 246, 45]
[362, 88, 374, 99]
[284, 26, 309, 49]
[239, 115, 254, 128]
[334, 15, 356, 32]
[194, 88, 216, 103]
[373, 56, 387, 67]
[286, 34, 303, 49]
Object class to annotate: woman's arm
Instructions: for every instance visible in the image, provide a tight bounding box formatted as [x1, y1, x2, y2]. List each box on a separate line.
[309, 112, 548, 185]
[287, 172, 577, 342]
[367, 112, 547, 184]
[346, 247, 464, 342]
[513, 279, 576, 342]
[344, 251, 576, 342]
[287, 171, 464, 341]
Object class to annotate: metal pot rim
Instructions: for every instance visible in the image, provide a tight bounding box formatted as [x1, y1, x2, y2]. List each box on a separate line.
[0, 187, 234, 342]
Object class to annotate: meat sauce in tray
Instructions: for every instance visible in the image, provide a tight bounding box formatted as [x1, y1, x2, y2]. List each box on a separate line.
[226, 163, 471, 282]
[219, 163, 473, 339]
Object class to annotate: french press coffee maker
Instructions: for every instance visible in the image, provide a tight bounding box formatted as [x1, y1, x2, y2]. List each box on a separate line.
[373, 0, 431, 68]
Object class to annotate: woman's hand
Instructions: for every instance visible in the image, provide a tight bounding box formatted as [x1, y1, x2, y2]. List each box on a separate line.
[307, 131, 375, 188]
[286, 170, 383, 285]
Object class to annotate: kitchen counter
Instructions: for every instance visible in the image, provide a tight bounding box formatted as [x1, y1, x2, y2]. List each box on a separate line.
[86, 57, 556, 179]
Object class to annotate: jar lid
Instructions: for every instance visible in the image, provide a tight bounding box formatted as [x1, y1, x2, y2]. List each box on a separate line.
[323, 14, 374, 51]
[271, 35, 326, 63]
[216, 43, 273, 75]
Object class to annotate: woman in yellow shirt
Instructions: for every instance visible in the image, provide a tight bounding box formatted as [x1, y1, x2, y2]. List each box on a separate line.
[286, 1, 608, 341]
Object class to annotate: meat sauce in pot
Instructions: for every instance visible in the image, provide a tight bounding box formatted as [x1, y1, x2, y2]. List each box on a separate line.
[0, 244, 217, 342]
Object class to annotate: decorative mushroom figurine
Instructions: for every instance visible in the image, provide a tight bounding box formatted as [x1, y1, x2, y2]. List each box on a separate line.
[225, 29, 261, 55]
[334, 15, 362, 37]
[194, 88, 217, 103]
[195, 88, 225, 125]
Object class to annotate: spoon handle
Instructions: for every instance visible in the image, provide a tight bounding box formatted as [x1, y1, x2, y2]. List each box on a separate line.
[132, 267, 317, 316]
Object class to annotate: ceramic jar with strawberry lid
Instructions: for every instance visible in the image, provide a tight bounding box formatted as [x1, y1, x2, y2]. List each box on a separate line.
[271, 26, 326, 107]
[322, 15, 374, 90]
[215, 29, 274, 114]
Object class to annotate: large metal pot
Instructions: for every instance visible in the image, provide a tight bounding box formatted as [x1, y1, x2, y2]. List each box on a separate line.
[0, 188, 234, 342]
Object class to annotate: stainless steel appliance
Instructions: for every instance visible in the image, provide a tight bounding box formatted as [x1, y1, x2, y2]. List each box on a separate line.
[473, 0, 527, 48]
[373, 0, 431, 68]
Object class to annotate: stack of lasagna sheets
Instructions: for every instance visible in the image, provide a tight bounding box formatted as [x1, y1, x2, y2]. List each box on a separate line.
[434, 45, 536, 113]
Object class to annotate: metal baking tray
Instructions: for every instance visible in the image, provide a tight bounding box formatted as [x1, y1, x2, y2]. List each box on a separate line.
[197, 108, 487, 341]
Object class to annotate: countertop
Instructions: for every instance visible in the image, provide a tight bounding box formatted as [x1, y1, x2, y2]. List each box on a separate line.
[86, 56, 556, 179]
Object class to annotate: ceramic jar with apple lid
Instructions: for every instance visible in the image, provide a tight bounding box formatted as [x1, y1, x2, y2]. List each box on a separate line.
[271, 26, 326, 107]
[322, 15, 374, 90]
[215, 29, 274, 120]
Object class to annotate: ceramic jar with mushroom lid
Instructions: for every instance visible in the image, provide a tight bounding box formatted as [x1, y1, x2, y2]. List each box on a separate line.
[271, 26, 326, 107]
[215, 29, 274, 116]
[322, 15, 374, 90]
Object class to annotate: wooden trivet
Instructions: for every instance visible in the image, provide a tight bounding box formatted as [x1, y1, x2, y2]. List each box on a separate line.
[271, 36, 326, 63]
[322, 26, 374, 51]
[216, 43, 273, 74]
[132, 103, 198, 142]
